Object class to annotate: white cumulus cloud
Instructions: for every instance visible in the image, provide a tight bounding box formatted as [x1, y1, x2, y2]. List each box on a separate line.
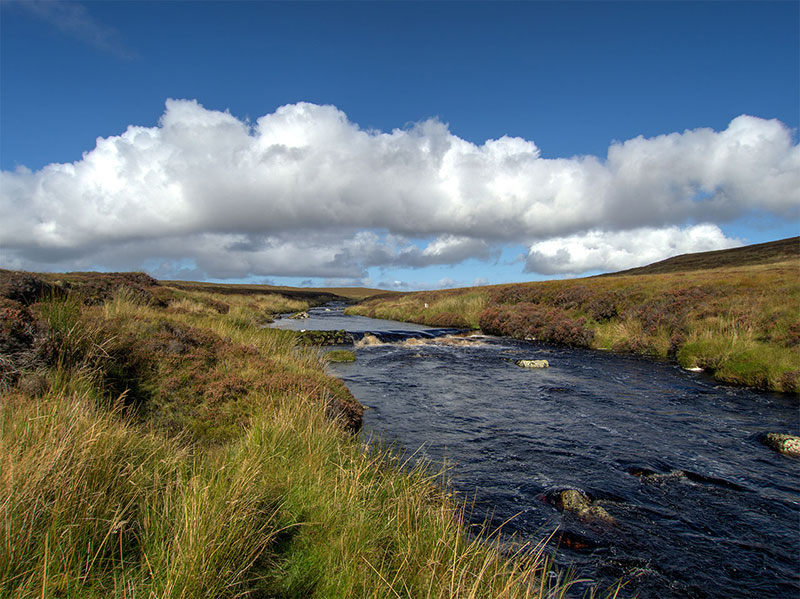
[525, 224, 743, 275]
[1, 99, 797, 281]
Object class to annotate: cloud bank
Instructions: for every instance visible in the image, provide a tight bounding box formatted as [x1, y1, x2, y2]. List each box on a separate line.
[1, 100, 798, 282]
[525, 224, 741, 275]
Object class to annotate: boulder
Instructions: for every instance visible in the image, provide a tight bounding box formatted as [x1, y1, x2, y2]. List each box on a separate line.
[762, 433, 800, 457]
[289, 311, 310, 319]
[296, 329, 352, 345]
[516, 359, 549, 369]
[553, 489, 614, 524]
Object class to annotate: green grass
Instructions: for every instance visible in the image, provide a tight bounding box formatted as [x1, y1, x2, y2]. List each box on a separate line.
[325, 349, 356, 363]
[0, 283, 596, 598]
[351, 290, 488, 330]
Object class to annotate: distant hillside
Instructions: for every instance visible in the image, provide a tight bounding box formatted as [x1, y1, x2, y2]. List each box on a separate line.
[162, 280, 399, 302]
[603, 236, 798, 277]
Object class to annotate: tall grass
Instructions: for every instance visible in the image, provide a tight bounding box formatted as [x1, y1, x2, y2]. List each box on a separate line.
[1, 389, 176, 597]
[350, 290, 488, 330]
[1, 288, 584, 598]
[0, 388, 285, 599]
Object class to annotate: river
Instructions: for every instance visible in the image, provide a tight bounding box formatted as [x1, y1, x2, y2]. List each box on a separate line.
[271, 304, 800, 598]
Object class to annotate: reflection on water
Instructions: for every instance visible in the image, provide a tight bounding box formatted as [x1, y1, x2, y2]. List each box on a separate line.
[279, 305, 800, 598]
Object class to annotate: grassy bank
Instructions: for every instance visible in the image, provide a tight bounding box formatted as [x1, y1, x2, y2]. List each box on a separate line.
[348, 239, 799, 393]
[0, 272, 585, 598]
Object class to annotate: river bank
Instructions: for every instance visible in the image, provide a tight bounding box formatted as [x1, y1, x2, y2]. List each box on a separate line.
[0, 270, 582, 598]
[347, 238, 799, 393]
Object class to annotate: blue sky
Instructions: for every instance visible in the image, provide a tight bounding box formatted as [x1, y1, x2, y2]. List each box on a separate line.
[1, 1, 798, 289]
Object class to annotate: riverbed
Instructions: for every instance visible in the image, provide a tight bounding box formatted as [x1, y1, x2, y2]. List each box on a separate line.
[272, 305, 800, 598]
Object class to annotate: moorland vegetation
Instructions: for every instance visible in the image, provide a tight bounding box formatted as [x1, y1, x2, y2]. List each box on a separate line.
[349, 238, 800, 393]
[2, 237, 793, 598]
[0, 270, 585, 599]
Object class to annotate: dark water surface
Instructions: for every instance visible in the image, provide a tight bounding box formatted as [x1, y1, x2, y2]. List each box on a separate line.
[275, 306, 800, 598]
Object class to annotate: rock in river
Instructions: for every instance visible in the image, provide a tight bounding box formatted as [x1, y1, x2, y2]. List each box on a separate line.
[551, 489, 615, 524]
[762, 433, 800, 457]
[516, 359, 549, 369]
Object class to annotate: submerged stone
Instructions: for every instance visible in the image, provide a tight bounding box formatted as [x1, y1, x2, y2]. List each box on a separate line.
[553, 489, 615, 524]
[558, 489, 591, 511]
[297, 329, 353, 345]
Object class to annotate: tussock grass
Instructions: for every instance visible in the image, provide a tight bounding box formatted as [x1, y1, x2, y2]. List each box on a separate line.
[325, 349, 357, 362]
[352, 290, 488, 330]
[1, 389, 180, 597]
[165, 288, 310, 326]
[1, 286, 582, 598]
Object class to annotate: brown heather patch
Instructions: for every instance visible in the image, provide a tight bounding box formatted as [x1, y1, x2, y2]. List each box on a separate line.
[479, 303, 595, 348]
[117, 320, 287, 441]
[123, 311, 362, 439]
[0, 304, 41, 389]
[0, 269, 165, 308]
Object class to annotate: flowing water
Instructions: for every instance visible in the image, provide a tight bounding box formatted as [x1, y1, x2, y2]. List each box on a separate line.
[272, 305, 800, 598]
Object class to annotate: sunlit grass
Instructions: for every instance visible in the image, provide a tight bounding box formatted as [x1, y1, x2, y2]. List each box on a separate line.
[348, 290, 490, 330]
[1, 286, 586, 598]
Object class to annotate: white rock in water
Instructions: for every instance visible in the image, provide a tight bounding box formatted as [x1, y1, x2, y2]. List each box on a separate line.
[516, 359, 549, 369]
